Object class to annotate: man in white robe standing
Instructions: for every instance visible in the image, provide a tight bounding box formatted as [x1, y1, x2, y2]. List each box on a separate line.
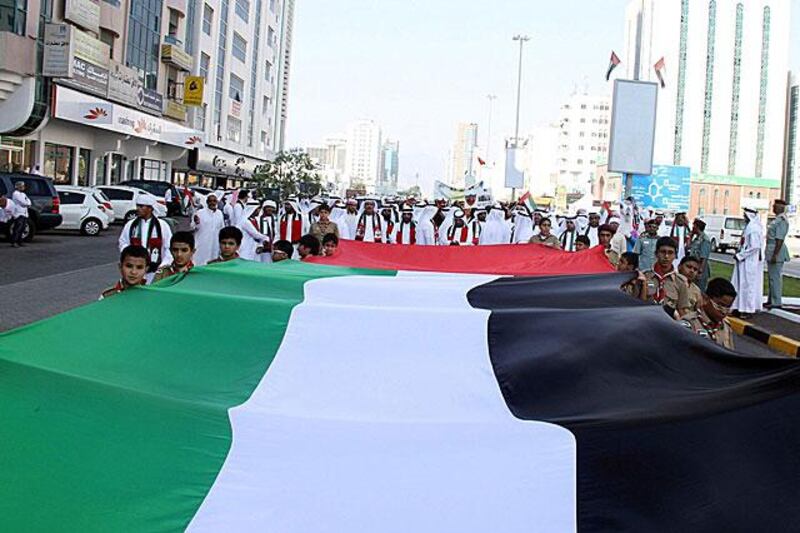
[340, 199, 359, 240]
[479, 204, 511, 245]
[416, 204, 438, 245]
[732, 208, 765, 316]
[670, 212, 692, 268]
[191, 193, 225, 265]
[583, 212, 601, 247]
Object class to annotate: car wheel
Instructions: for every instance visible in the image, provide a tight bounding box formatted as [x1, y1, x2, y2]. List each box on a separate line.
[22, 218, 36, 242]
[125, 210, 137, 222]
[710, 239, 717, 252]
[81, 218, 102, 236]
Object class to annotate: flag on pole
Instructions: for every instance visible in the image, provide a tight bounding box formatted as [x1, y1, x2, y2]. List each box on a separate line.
[477, 156, 486, 166]
[654, 57, 667, 88]
[606, 51, 621, 81]
[519, 190, 537, 213]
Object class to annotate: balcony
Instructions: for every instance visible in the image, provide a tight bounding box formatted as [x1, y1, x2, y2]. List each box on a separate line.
[161, 41, 192, 71]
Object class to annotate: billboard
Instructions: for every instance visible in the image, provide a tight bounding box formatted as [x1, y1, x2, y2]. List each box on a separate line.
[631, 165, 691, 211]
[608, 80, 658, 176]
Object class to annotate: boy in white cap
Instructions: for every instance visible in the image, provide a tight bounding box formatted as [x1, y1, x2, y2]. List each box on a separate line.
[118, 194, 172, 283]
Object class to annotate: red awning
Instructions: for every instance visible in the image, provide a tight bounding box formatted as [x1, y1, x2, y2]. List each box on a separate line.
[306, 241, 616, 276]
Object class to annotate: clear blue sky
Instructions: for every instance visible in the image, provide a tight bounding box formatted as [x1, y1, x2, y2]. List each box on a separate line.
[286, 0, 800, 193]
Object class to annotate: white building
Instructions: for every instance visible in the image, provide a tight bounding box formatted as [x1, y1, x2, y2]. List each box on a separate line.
[345, 119, 382, 190]
[377, 139, 399, 196]
[305, 136, 348, 193]
[783, 72, 799, 204]
[521, 123, 561, 197]
[446, 122, 479, 188]
[555, 91, 611, 195]
[624, 0, 790, 181]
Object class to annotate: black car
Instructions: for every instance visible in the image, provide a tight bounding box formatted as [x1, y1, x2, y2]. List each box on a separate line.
[0, 173, 63, 242]
[119, 180, 183, 216]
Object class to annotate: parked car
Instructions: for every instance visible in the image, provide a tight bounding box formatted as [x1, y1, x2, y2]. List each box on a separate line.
[119, 180, 182, 216]
[702, 214, 746, 253]
[92, 189, 116, 224]
[55, 186, 112, 236]
[0, 172, 62, 242]
[94, 186, 167, 222]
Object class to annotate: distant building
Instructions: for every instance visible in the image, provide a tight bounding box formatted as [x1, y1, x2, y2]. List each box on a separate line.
[447, 122, 479, 188]
[521, 124, 561, 197]
[624, 0, 790, 182]
[555, 91, 611, 195]
[345, 119, 382, 191]
[305, 137, 348, 194]
[783, 72, 799, 204]
[378, 139, 399, 196]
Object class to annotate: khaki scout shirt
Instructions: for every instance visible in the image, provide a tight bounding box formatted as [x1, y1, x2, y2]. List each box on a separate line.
[153, 263, 193, 283]
[529, 234, 561, 249]
[686, 282, 703, 312]
[680, 310, 735, 350]
[644, 269, 690, 311]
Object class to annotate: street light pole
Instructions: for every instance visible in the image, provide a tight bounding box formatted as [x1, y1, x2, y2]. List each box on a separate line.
[511, 34, 530, 201]
[486, 94, 497, 166]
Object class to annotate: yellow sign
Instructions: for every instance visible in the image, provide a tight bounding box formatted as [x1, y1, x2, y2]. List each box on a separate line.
[183, 76, 204, 106]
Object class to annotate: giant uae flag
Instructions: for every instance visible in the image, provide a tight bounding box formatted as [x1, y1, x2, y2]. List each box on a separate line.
[2, 257, 800, 531]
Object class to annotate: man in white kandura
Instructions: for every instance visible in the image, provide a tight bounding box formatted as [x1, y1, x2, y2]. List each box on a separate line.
[731, 208, 765, 317]
[191, 193, 225, 266]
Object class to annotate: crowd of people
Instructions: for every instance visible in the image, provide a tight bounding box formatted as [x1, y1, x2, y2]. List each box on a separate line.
[108, 189, 793, 352]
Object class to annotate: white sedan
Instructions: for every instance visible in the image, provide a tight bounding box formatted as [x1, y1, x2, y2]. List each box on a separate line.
[55, 186, 112, 236]
[94, 185, 168, 222]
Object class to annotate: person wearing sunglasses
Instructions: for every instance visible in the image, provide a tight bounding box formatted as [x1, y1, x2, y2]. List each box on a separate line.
[679, 277, 738, 350]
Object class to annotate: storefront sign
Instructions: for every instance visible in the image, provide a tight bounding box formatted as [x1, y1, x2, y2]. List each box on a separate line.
[631, 165, 691, 211]
[65, 0, 100, 34]
[161, 44, 193, 71]
[139, 88, 164, 115]
[62, 56, 109, 97]
[230, 99, 241, 118]
[73, 28, 109, 66]
[107, 62, 141, 108]
[183, 76, 204, 106]
[164, 100, 187, 122]
[189, 147, 265, 179]
[43, 24, 74, 78]
[53, 86, 205, 148]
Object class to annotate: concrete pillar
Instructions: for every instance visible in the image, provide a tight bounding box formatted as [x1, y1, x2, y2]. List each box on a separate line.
[70, 146, 80, 186]
[104, 154, 112, 185]
[133, 157, 141, 180]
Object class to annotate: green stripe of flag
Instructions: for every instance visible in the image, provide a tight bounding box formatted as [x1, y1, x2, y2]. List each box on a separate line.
[0, 260, 393, 532]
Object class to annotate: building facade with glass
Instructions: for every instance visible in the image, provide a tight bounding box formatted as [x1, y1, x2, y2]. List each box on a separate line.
[624, 0, 790, 185]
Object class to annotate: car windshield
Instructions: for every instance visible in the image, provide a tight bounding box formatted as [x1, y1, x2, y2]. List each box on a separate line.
[724, 218, 747, 230]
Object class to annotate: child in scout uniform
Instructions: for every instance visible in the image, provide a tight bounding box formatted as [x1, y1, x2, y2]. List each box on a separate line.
[100, 245, 149, 300]
[678, 255, 704, 313]
[153, 232, 196, 283]
[618, 252, 647, 300]
[643, 237, 691, 319]
[680, 278, 737, 350]
[209, 227, 243, 265]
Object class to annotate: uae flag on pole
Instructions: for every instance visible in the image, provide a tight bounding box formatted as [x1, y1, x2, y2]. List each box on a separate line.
[606, 51, 621, 81]
[518, 190, 537, 213]
[2, 259, 800, 531]
[654, 56, 667, 88]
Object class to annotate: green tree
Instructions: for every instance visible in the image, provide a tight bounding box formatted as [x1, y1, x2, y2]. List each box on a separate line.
[253, 149, 323, 199]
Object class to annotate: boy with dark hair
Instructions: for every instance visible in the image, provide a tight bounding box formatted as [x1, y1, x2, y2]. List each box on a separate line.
[643, 236, 690, 318]
[209, 226, 243, 264]
[153, 231, 196, 283]
[322, 233, 339, 256]
[680, 277, 737, 350]
[297, 234, 322, 260]
[598, 224, 618, 266]
[619, 252, 647, 300]
[272, 239, 295, 262]
[574, 235, 591, 252]
[101, 245, 149, 299]
[678, 255, 703, 312]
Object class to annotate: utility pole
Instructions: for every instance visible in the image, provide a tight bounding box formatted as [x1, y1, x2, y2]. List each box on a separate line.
[511, 34, 530, 201]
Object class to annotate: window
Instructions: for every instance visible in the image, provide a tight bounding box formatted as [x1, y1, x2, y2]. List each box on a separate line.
[202, 3, 213, 35]
[227, 116, 242, 142]
[126, 0, 163, 89]
[673, 0, 690, 164]
[168, 9, 180, 40]
[58, 191, 85, 205]
[213, 0, 230, 138]
[264, 60, 272, 81]
[727, 3, 744, 175]
[269, 0, 275, 11]
[229, 73, 244, 101]
[700, 0, 717, 173]
[262, 95, 270, 115]
[712, 188, 719, 214]
[43, 143, 73, 184]
[0, 0, 26, 34]
[232, 32, 247, 62]
[140, 159, 161, 180]
[261, 131, 268, 152]
[100, 29, 115, 58]
[185, 0, 197, 55]
[100, 187, 134, 201]
[200, 52, 210, 80]
[267, 26, 275, 47]
[755, 6, 771, 177]
[234, 0, 248, 21]
[78, 148, 91, 186]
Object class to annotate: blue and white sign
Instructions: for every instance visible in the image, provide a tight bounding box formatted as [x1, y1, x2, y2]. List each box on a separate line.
[631, 165, 691, 211]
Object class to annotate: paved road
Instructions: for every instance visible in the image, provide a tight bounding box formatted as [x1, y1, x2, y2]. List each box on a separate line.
[711, 252, 800, 278]
[0, 224, 790, 359]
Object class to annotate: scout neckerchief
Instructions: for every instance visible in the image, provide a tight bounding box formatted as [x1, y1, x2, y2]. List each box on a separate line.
[129, 216, 163, 273]
[280, 212, 303, 244]
[560, 230, 577, 252]
[395, 221, 417, 245]
[671, 224, 691, 250]
[652, 263, 674, 303]
[356, 212, 383, 242]
[696, 311, 724, 342]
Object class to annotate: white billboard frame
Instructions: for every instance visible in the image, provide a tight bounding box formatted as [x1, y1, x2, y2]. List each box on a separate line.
[607, 79, 658, 177]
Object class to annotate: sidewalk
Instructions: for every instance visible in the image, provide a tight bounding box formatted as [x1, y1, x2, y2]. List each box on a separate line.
[729, 308, 800, 358]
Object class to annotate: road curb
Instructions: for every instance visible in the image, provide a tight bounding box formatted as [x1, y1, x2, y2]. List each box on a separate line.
[727, 317, 800, 358]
